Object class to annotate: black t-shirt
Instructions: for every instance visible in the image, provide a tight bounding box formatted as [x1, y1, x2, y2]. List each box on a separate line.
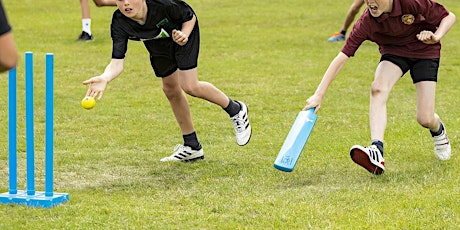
[110, 0, 195, 59]
[0, 1, 12, 36]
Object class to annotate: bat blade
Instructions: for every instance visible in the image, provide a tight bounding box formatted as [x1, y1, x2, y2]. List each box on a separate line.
[274, 108, 317, 172]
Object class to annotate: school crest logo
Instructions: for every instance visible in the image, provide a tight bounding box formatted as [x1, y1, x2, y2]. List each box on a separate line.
[401, 14, 415, 25]
[153, 28, 170, 39]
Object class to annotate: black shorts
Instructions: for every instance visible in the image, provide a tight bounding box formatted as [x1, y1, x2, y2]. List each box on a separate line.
[380, 54, 439, 83]
[145, 25, 200, 77]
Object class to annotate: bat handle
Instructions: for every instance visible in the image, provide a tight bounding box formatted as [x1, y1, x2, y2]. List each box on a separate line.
[303, 107, 316, 113]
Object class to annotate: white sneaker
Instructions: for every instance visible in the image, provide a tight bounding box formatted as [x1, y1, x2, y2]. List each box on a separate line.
[432, 127, 451, 161]
[350, 145, 385, 175]
[160, 144, 204, 162]
[230, 101, 252, 146]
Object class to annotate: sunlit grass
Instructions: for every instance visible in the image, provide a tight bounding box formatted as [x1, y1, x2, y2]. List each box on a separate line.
[0, 0, 459, 229]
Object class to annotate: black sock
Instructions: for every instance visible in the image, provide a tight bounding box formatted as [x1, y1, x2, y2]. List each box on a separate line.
[223, 98, 241, 117]
[340, 30, 346, 35]
[183, 132, 202, 150]
[371, 140, 384, 156]
[430, 122, 444, 137]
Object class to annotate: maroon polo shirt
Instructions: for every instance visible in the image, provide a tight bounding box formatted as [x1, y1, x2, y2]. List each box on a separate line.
[342, 0, 450, 59]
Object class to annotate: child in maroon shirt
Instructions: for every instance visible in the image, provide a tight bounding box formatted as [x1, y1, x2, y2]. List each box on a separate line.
[304, 0, 456, 175]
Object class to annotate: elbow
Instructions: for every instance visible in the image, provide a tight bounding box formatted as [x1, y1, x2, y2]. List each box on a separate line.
[0, 53, 18, 72]
[191, 14, 197, 24]
[93, 1, 104, 7]
[0, 33, 19, 72]
[447, 12, 456, 25]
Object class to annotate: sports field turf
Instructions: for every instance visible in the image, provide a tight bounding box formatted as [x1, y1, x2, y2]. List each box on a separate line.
[1, 0, 459, 229]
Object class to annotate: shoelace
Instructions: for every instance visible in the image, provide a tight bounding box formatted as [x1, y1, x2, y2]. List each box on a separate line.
[173, 144, 183, 152]
[170, 145, 194, 160]
[231, 114, 247, 132]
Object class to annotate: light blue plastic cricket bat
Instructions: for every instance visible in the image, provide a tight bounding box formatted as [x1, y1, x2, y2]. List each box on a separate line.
[274, 108, 317, 172]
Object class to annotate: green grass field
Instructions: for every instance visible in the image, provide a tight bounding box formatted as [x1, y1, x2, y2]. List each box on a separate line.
[1, 0, 460, 229]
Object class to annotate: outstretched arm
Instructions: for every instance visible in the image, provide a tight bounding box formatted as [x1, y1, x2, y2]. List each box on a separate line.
[304, 52, 349, 113]
[82, 58, 124, 99]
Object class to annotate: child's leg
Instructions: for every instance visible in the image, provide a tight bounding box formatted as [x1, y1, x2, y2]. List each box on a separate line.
[350, 60, 401, 175]
[415, 81, 438, 129]
[160, 70, 205, 162]
[415, 81, 451, 160]
[178, 68, 251, 146]
[78, 0, 93, 40]
[162, 70, 195, 135]
[80, 0, 91, 18]
[178, 68, 230, 108]
[369, 61, 402, 142]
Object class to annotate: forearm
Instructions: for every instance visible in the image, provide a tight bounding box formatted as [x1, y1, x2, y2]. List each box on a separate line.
[314, 52, 349, 97]
[180, 14, 196, 36]
[99, 59, 124, 82]
[434, 12, 456, 39]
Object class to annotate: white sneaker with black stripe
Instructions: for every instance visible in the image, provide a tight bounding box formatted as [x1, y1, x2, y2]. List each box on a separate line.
[160, 144, 204, 162]
[230, 101, 252, 146]
[432, 128, 451, 161]
[350, 145, 385, 175]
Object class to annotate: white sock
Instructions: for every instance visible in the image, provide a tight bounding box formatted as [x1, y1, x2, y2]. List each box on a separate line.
[82, 18, 92, 35]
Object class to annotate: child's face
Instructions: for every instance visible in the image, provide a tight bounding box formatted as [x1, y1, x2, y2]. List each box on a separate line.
[364, 0, 392, 17]
[116, 0, 145, 19]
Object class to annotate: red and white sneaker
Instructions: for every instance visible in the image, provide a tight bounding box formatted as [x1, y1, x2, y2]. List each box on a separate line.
[350, 145, 385, 175]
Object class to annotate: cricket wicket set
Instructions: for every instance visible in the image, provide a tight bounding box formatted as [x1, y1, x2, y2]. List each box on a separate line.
[0, 52, 69, 208]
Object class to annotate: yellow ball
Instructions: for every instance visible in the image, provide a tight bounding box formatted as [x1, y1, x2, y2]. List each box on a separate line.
[81, 96, 96, 110]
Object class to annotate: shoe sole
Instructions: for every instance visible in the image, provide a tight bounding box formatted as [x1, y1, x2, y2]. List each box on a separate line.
[236, 101, 252, 146]
[238, 130, 252, 146]
[350, 149, 384, 175]
[184, 155, 205, 162]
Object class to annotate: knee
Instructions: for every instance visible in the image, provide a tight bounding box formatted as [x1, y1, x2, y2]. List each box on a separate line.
[416, 115, 435, 129]
[162, 85, 181, 100]
[181, 84, 200, 97]
[370, 81, 389, 98]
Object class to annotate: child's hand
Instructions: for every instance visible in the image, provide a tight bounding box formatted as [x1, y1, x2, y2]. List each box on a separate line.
[417, 30, 439, 44]
[304, 94, 322, 113]
[82, 76, 108, 100]
[172, 29, 189, 46]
